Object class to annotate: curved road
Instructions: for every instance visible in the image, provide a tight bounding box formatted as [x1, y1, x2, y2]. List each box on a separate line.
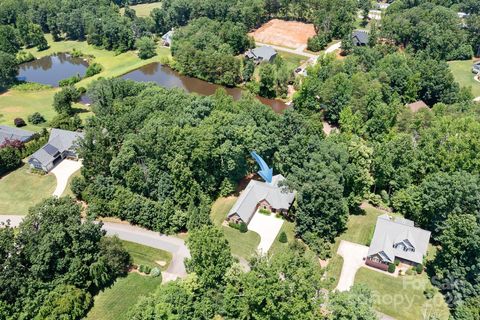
[0, 215, 189, 280]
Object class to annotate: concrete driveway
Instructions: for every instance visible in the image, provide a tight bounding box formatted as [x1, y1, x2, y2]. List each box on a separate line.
[336, 240, 369, 291]
[51, 159, 82, 197]
[247, 211, 284, 254]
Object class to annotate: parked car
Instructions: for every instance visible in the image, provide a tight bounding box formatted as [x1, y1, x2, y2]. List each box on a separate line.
[472, 62, 480, 74]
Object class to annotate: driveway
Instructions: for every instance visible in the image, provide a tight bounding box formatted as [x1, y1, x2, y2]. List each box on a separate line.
[247, 211, 284, 254]
[336, 240, 369, 291]
[51, 159, 82, 197]
[0, 215, 190, 281]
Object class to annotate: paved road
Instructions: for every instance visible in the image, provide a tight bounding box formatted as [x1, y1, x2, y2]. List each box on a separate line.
[0, 215, 190, 279]
[336, 240, 369, 291]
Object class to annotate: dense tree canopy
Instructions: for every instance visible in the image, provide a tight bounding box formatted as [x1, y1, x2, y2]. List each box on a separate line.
[0, 197, 130, 319]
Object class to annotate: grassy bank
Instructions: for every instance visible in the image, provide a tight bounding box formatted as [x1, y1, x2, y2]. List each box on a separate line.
[85, 273, 162, 320]
[0, 164, 56, 214]
[448, 59, 480, 97]
[356, 268, 450, 320]
[210, 196, 260, 259]
[121, 240, 172, 271]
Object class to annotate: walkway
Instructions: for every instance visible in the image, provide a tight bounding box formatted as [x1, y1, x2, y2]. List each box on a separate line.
[247, 211, 284, 254]
[335, 240, 369, 291]
[0, 215, 190, 280]
[51, 159, 82, 197]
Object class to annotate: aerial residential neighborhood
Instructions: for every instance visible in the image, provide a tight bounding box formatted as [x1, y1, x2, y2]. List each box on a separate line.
[0, 0, 479, 320]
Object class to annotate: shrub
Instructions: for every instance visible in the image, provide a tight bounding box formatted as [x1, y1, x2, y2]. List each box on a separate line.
[59, 74, 81, 87]
[85, 63, 102, 77]
[388, 263, 396, 273]
[138, 265, 145, 273]
[0, 146, 22, 175]
[415, 263, 424, 274]
[307, 33, 330, 52]
[150, 267, 161, 277]
[70, 48, 84, 58]
[16, 51, 35, 64]
[14, 118, 26, 127]
[12, 82, 51, 91]
[279, 231, 287, 243]
[136, 37, 156, 59]
[259, 208, 271, 215]
[50, 114, 82, 131]
[424, 287, 435, 299]
[394, 259, 400, 266]
[405, 268, 414, 276]
[28, 112, 46, 125]
[143, 266, 151, 275]
[71, 176, 87, 199]
[238, 222, 248, 233]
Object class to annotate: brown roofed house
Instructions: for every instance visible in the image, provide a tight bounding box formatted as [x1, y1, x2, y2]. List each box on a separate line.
[406, 100, 429, 112]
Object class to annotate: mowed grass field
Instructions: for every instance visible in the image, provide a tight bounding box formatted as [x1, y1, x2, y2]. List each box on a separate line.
[210, 196, 260, 259]
[85, 273, 162, 320]
[0, 164, 56, 214]
[121, 2, 162, 17]
[0, 88, 90, 132]
[121, 240, 172, 271]
[86, 239, 169, 320]
[356, 268, 450, 320]
[448, 59, 480, 97]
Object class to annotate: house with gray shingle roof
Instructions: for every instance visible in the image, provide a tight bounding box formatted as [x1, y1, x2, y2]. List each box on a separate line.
[28, 128, 84, 172]
[366, 214, 431, 271]
[0, 125, 35, 145]
[352, 30, 369, 46]
[162, 30, 174, 46]
[245, 46, 277, 63]
[227, 174, 295, 225]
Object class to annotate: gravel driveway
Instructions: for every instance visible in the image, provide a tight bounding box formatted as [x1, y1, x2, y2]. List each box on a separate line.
[247, 211, 284, 254]
[51, 159, 82, 197]
[336, 240, 369, 291]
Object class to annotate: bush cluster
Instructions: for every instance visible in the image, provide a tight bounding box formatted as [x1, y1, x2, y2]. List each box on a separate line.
[28, 112, 46, 125]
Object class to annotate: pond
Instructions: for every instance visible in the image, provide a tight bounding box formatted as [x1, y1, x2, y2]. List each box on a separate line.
[120, 63, 289, 113]
[17, 53, 89, 87]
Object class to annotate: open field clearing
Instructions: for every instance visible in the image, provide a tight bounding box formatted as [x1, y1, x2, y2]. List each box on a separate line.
[249, 19, 316, 49]
[0, 164, 56, 214]
[121, 2, 162, 17]
[448, 59, 480, 97]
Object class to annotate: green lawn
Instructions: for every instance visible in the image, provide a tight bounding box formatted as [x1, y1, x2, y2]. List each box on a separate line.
[210, 196, 260, 259]
[0, 164, 56, 214]
[85, 273, 162, 320]
[268, 219, 295, 256]
[121, 2, 162, 17]
[121, 240, 172, 271]
[448, 59, 480, 97]
[0, 87, 90, 132]
[61, 169, 82, 197]
[355, 268, 450, 320]
[325, 205, 385, 289]
[277, 50, 307, 71]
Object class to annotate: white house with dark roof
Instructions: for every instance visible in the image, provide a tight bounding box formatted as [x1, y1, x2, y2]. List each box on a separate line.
[366, 214, 431, 271]
[29, 128, 84, 172]
[245, 46, 277, 63]
[0, 125, 35, 144]
[227, 174, 295, 225]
